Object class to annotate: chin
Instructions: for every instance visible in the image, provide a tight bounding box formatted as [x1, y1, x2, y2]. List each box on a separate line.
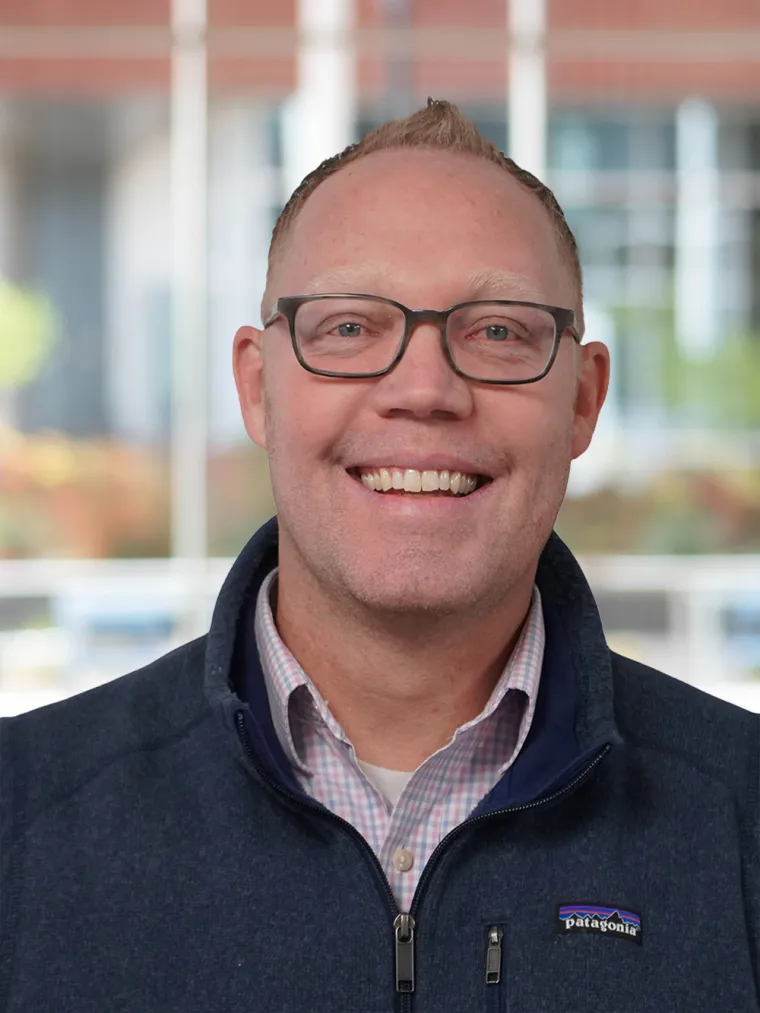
[343, 569, 487, 618]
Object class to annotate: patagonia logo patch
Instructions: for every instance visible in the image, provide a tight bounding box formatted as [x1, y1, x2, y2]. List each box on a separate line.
[557, 904, 642, 945]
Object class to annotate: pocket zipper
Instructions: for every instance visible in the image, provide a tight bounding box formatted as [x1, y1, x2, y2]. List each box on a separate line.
[486, 925, 503, 984]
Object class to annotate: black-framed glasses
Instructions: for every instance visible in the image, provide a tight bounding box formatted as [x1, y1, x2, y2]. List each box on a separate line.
[263, 293, 580, 385]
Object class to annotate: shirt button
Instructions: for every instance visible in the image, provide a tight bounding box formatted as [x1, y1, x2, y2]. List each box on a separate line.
[393, 847, 415, 873]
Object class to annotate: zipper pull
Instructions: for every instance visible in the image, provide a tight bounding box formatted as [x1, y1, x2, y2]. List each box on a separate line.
[394, 913, 415, 993]
[485, 925, 503, 984]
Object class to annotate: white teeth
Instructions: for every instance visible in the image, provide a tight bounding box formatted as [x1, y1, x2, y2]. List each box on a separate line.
[357, 467, 481, 496]
[403, 469, 422, 493]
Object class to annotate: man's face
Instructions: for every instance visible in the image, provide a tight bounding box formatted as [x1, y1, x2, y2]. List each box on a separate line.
[234, 148, 608, 617]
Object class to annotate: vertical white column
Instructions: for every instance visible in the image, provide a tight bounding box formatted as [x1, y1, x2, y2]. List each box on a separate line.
[171, 0, 209, 633]
[0, 103, 18, 430]
[675, 99, 720, 358]
[507, 0, 547, 179]
[282, 0, 356, 199]
[106, 128, 171, 443]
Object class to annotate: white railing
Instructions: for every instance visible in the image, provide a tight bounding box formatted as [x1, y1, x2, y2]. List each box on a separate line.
[1, 554, 760, 716]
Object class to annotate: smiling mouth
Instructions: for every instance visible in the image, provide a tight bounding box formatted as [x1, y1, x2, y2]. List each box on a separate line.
[349, 467, 491, 497]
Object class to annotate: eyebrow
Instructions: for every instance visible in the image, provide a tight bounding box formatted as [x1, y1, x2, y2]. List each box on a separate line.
[283, 267, 544, 300]
[465, 268, 544, 301]
[297, 266, 397, 295]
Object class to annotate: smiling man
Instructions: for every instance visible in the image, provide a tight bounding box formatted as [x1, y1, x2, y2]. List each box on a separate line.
[2, 101, 760, 1013]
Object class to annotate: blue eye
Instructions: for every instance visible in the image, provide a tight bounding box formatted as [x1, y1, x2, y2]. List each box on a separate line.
[337, 322, 363, 337]
[485, 324, 510, 341]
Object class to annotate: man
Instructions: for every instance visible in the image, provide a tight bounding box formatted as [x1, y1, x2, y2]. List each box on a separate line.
[1, 100, 759, 1013]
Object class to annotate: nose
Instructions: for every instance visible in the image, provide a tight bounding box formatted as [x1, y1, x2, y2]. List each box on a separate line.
[370, 321, 474, 421]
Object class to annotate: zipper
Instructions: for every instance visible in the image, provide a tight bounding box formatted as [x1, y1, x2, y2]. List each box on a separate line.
[394, 913, 415, 993]
[485, 925, 503, 984]
[486, 925, 504, 1013]
[235, 710, 611, 1009]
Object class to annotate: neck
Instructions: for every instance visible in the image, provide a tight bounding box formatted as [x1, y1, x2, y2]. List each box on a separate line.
[274, 556, 536, 772]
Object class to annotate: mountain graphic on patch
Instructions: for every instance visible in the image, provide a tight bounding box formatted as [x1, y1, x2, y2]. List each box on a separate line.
[557, 904, 642, 945]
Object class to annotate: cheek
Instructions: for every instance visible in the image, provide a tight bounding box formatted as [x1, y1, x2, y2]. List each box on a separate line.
[264, 385, 320, 516]
[489, 381, 574, 465]
[263, 365, 359, 476]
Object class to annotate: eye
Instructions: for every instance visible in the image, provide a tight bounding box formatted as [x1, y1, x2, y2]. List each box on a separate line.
[484, 324, 510, 342]
[336, 321, 363, 337]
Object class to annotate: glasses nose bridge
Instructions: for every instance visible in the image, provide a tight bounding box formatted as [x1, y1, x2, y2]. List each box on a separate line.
[404, 306, 450, 343]
[393, 305, 454, 376]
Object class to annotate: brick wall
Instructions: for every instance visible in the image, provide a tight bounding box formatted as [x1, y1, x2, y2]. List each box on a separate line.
[0, 0, 757, 103]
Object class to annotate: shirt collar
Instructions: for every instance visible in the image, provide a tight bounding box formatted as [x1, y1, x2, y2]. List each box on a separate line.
[254, 569, 315, 775]
[254, 568, 544, 776]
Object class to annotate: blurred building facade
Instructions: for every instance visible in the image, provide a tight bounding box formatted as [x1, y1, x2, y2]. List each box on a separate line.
[2, 0, 760, 450]
[3, 1, 760, 703]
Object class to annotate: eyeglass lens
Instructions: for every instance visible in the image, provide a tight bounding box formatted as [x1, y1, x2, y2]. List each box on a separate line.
[292, 297, 558, 380]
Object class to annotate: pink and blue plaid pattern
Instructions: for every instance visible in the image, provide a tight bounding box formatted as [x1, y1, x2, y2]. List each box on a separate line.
[255, 570, 544, 912]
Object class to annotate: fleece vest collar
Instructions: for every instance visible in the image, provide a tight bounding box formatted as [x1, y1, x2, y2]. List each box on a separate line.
[204, 517, 622, 814]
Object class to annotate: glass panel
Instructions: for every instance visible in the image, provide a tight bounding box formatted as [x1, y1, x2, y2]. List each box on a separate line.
[546, 10, 760, 689]
[0, 23, 174, 703]
[0, 93, 172, 557]
[3, 2, 760, 708]
[204, 95, 279, 557]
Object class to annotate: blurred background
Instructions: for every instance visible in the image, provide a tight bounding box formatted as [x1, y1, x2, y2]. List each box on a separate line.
[2, 0, 760, 714]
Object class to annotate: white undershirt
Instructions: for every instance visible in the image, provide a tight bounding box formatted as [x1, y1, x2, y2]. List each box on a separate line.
[357, 759, 414, 807]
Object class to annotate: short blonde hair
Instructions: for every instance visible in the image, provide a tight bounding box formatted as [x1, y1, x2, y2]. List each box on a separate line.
[267, 98, 581, 302]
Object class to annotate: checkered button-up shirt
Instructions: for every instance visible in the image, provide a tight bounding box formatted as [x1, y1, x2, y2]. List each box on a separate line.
[254, 570, 545, 912]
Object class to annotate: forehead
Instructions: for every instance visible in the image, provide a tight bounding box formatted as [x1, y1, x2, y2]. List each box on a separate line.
[271, 148, 574, 308]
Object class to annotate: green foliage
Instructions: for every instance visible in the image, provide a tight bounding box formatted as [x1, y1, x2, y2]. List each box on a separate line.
[611, 303, 760, 428]
[667, 331, 760, 427]
[0, 280, 57, 391]
[557, 470, 760, 555]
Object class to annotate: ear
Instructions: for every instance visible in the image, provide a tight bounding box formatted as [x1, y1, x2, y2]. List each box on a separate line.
[233, 325, 268, 450]
[571, 341, 610, 459]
